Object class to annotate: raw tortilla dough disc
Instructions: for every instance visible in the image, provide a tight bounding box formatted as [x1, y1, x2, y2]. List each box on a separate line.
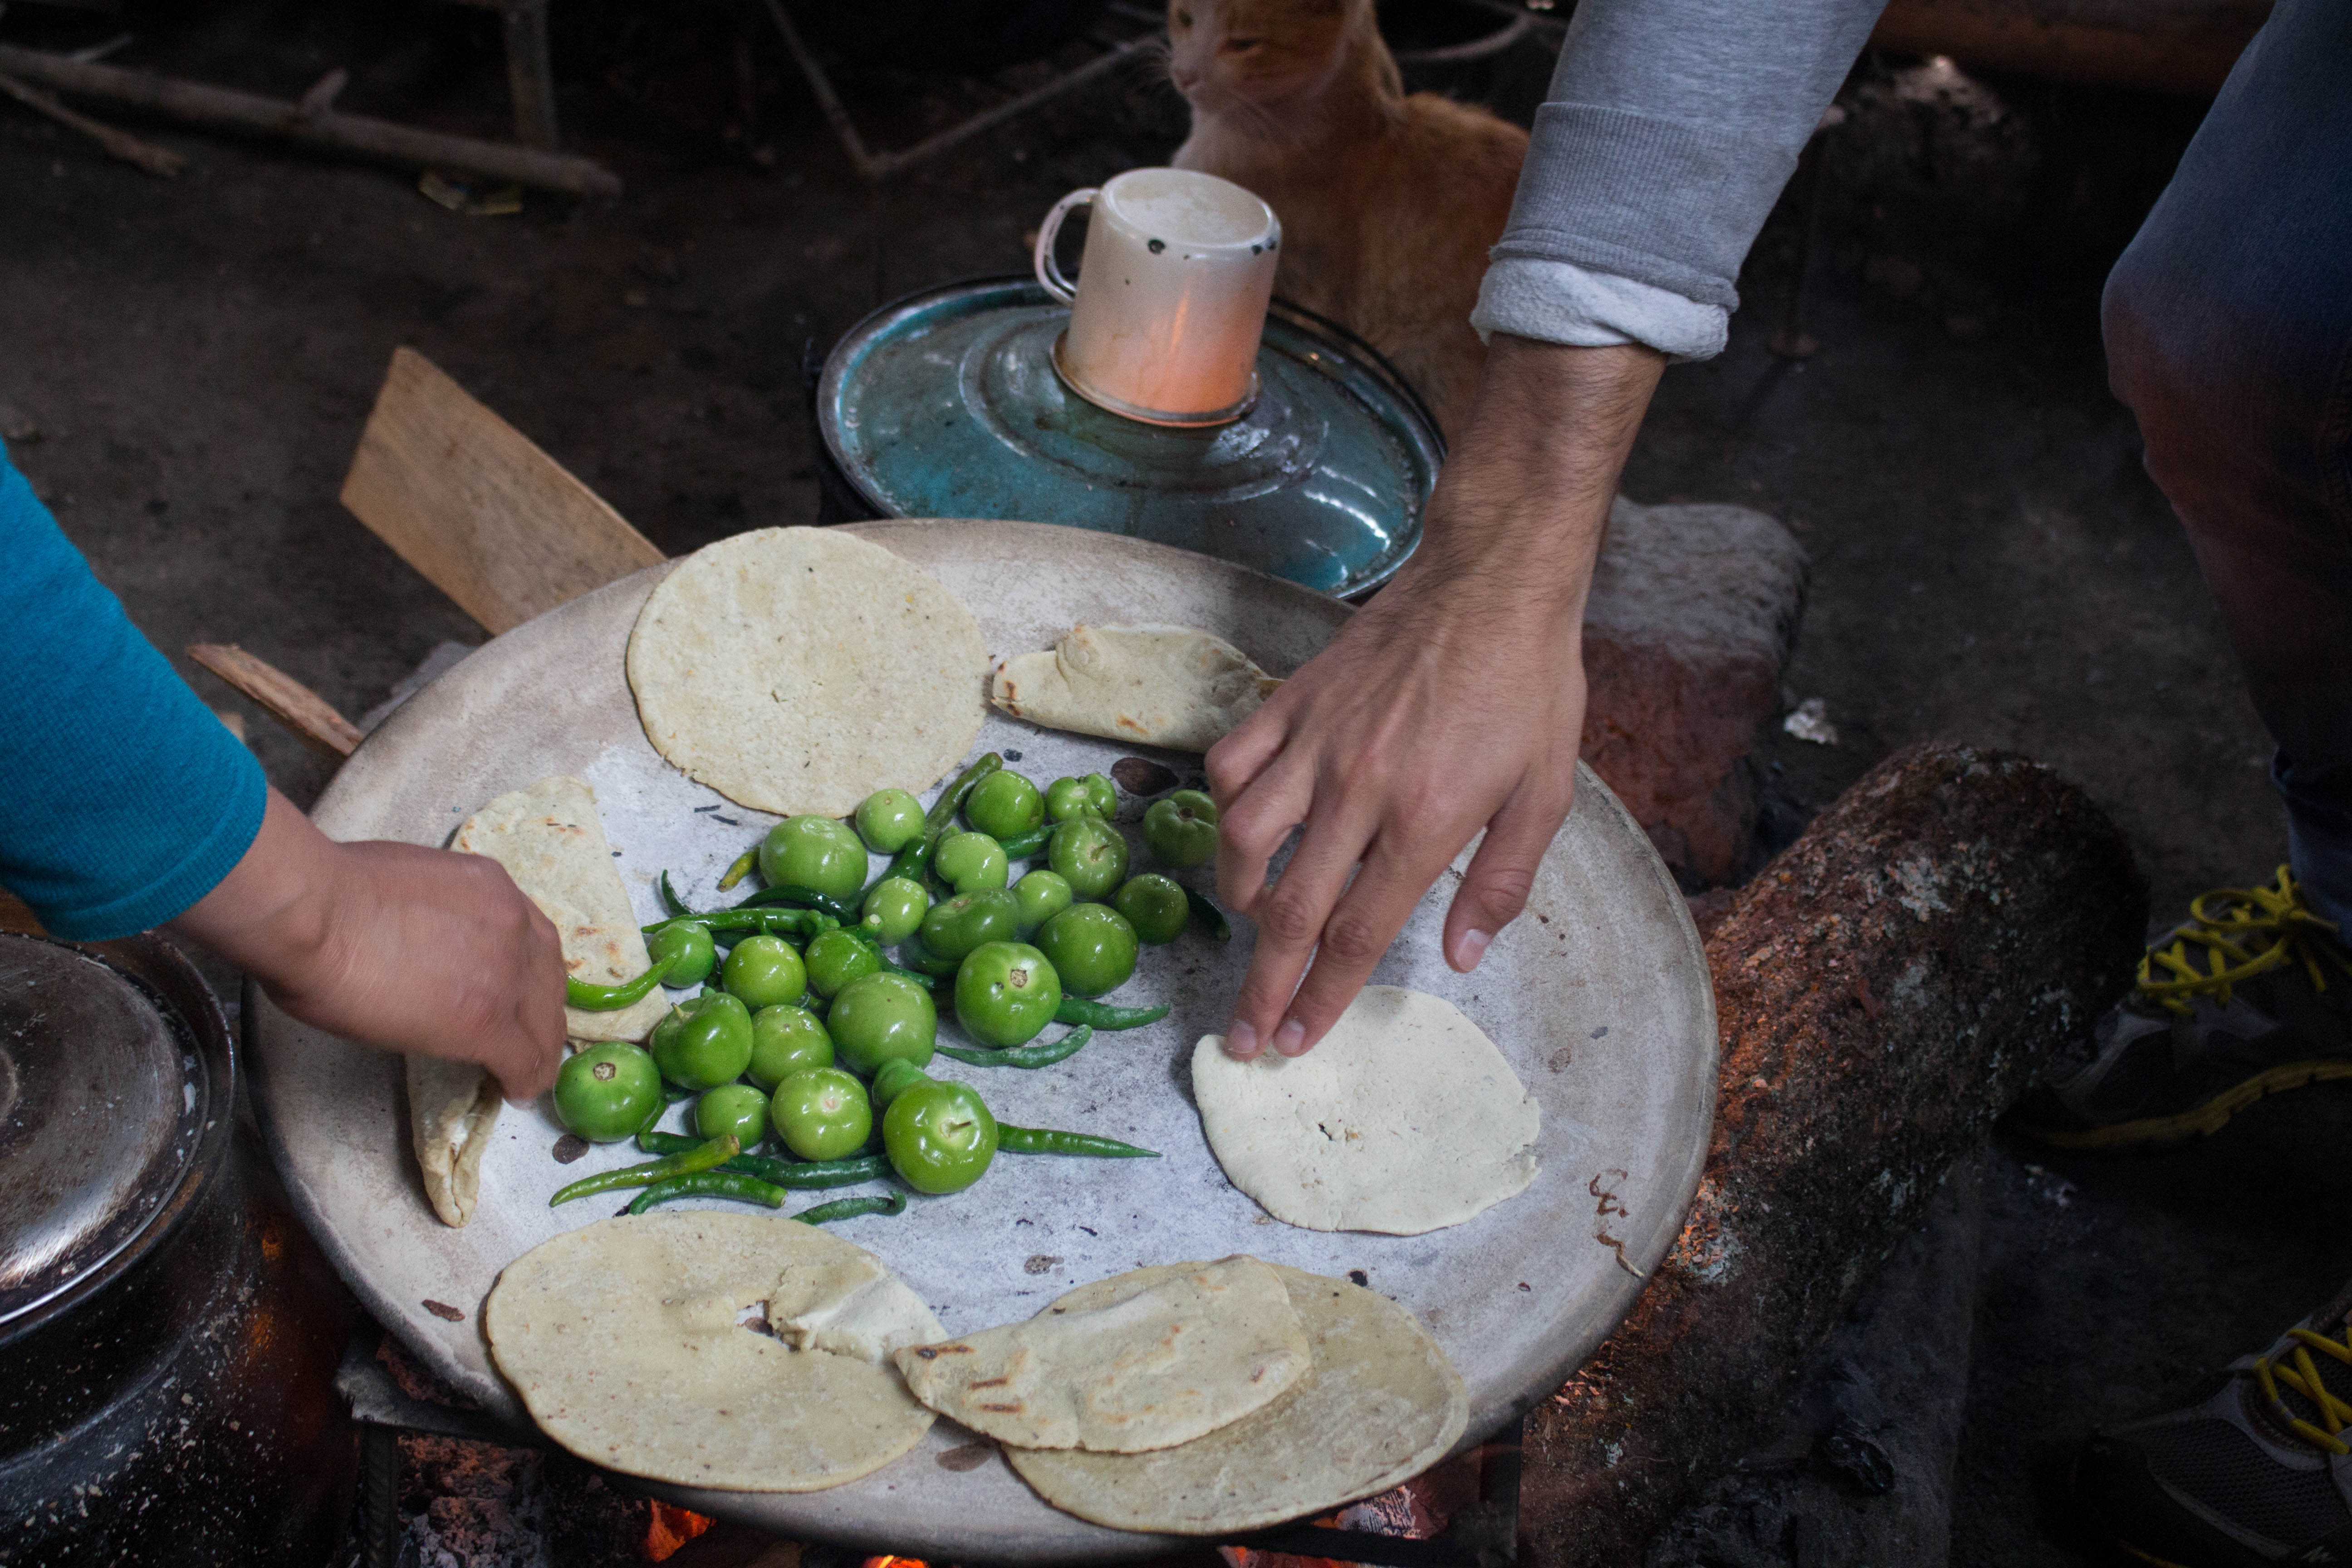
[451, 774, 669, 1044]
[626, 527, 988, 816]
[485, 1212, 944, 1492]
[1006, 1263, 1468, 1534]
[410, 774, 667, 1227]
[894, 1254, 1311, 1453]
[990, 624, 1278, 754]
[1192, 986, 1540, 1235]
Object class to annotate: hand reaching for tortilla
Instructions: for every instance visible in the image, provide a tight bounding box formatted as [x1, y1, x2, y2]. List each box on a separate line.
[1207, 338, 1662, 1058]
[169, 786, 568, 1101]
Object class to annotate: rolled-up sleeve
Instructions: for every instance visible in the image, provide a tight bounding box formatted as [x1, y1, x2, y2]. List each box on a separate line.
[1473, 0, 1887, 357]
[0, 445, 266, 939]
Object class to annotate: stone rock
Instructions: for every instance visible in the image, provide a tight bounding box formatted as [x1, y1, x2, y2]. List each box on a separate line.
[1581, 497, 1808, 887]
[1517, 743, 2147, 1566]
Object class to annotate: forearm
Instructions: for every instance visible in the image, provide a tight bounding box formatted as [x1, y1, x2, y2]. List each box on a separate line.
[166, 787, 340, 989]
[1407, 335, 1666, 619]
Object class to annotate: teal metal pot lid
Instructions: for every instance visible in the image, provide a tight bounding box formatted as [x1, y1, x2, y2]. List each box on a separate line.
[817, 278, 1443, 598]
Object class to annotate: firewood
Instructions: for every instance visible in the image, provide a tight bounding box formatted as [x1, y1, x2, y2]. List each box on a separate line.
[1518, 742, 2147, 1565]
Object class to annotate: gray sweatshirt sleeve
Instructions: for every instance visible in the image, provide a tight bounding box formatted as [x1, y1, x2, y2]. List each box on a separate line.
[1478, 0, 1886, 343]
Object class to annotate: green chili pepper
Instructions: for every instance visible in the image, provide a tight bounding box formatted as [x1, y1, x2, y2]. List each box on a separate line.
[937, 1025, 1092, 1069]
[896, 939, 961, 979]
[549, 1133, 740, 1205]
[1054, 997, 1171, 1031]
[928, 755, 1002, 834]
[642, 908, 833, 943]
[883, 826, 941, 891]
[658, 872, 697, 919]
[735, 884, 861, 923]
[995, 823, 1052, 859]
[717, 846, 759, 891]
[635, 1131, 891, 1191]
[627, 1171, 785, 1214]
[794, 1191, 909, 1225]
[565, 951, 681, 1011]
[995, 1124, 1160, 1159]
[1186, 887, 1232, 942]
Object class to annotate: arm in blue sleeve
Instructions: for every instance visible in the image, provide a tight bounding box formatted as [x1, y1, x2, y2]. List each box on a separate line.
[1483, 0, 1886, 330]
[0, 444, 267, 940]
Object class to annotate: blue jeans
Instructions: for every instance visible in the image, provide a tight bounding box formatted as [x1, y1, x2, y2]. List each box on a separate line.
[2103, 0, 2352, 929]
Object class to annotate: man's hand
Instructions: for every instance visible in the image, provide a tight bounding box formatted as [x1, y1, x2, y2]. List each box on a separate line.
[1208, 336, 1665, 1058]
[170, 788, 568, 1099]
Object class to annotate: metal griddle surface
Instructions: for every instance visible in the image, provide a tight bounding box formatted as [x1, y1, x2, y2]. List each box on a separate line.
[248, 520, 1715, 1562]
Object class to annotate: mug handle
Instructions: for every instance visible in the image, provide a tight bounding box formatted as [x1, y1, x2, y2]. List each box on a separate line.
[1033, 187, 1098, 305]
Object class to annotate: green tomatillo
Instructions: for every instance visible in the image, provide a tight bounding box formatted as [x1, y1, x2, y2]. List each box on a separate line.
[1112, 873, 1189, 945]
[721, 934, 806, 1009]
[953, 941, 1063, 1048]
[827, 971, 938, 1074]
[747, 1004, 833, 1088]
[1034, 903, 1138, 997]
[770, 1066, 872, 1162]
[964, 770, 1044, 840]
[1142, 790, 1219, 869]
[1048, 816, 1129, 900]
[695, 1082, 770, 1149]
[758, 815, 869, 903]
[879, 1072, 998, 1195]
[650, 992, 755, 1091]
[861, 876, 930, 944]
[935, 831, 1010, 893]
[552, 1042, 663, 1142]
[1012, 869, 1073, 935]
[804, 927, 882, 998]
[853, 788, 926, 854]
[918, 888, 1022, 965]
[1044, 774, 1116, 822]
[646, 921, 717, 988]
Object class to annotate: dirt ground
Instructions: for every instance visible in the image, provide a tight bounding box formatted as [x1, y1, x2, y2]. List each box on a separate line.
[4, 2, 2342, 1564]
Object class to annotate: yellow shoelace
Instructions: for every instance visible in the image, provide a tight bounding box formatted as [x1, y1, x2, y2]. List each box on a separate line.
[2136, 866, 2352, 1017]
[2253, 1325, 2352, 1455]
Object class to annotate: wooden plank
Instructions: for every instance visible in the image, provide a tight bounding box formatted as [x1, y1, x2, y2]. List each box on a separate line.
[339, 348, 665, 636]
[187, 643, 364, 760]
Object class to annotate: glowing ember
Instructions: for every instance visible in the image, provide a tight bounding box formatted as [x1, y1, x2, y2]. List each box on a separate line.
[642, 1500, 714, 1561]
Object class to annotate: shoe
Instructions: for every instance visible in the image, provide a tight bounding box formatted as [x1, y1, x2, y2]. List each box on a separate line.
[2012, 867, 2352, 1149]
[2077, 1284, 2352, 1566]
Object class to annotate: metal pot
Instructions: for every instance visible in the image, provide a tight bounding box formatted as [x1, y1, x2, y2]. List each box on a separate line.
[0, 928, 357, 1566]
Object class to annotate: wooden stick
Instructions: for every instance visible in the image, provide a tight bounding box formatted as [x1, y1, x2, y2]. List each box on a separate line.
[0, 68, 183, 176]
[187, 644, 364, 760]
[0, 43, 619, 197]
[340, 348, 666, 636]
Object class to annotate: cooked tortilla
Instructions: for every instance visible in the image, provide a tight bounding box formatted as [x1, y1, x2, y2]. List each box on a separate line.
[626, 528, 988, 816]
[1007, 1263, 1468, 1534]
[894, 1255, 1310, 1453]
[1193, 987, 1539, 1235]
[406, 1054, 501, 1228]
[485, 1213, 943, 1492]
[990, 624, 1278, 754]
[451, 774, 668, 1044]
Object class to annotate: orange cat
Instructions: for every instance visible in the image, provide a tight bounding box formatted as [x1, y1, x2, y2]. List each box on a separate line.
[1168, 0, 1528, 437]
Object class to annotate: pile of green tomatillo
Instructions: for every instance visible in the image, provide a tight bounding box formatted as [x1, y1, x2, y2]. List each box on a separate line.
[549, 755, 1225, 1219]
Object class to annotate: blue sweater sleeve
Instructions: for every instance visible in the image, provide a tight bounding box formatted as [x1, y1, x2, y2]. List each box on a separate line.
[0, 444, 267, 940]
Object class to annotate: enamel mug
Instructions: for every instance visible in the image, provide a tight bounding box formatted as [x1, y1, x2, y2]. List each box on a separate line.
[1032, 167, 1281, 426]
